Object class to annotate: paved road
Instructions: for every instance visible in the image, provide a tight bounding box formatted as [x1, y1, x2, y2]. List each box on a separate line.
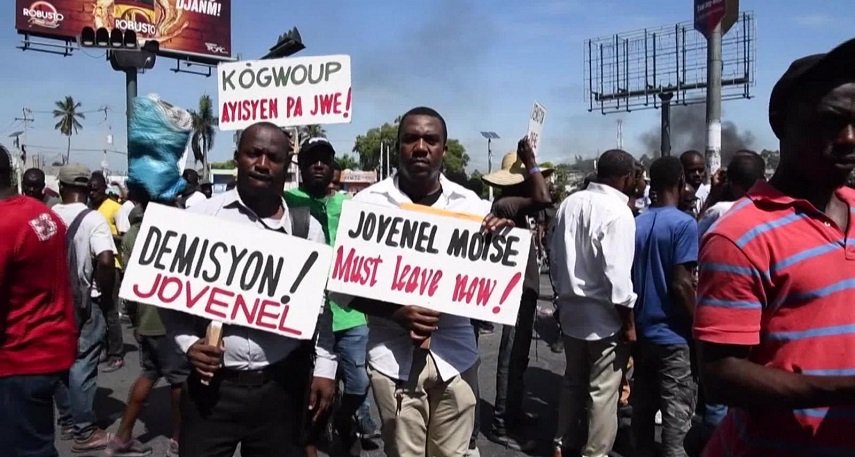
[56, 274, 576, 456]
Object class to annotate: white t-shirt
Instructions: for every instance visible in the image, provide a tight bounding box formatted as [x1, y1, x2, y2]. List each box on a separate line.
[52, 202, 117, 297]
[115, 200, 136, 234]
[698, 201, 735, 238]
[184, 191, 208, 208]
[694, 183, 711, 216]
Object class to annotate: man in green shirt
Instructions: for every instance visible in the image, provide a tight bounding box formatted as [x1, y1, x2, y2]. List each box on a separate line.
[107, 193, 189, 457]
[285, 137, 378, 456]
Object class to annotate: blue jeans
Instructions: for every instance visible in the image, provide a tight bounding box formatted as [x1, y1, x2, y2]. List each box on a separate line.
[54, 304, 106, 440]
[0, 372, 65, 457]
[334, 325, 377, 434]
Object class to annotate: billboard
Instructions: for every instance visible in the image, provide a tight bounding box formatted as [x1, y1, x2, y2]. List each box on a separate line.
[15, 0, 231, 63]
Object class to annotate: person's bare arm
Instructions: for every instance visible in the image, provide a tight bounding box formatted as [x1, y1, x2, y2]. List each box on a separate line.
[94, 251, 115, 299]
[700, 342, 855, 409]
[671, 263, 697, 319]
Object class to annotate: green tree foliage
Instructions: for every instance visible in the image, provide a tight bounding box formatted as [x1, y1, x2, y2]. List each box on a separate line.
[209, 159, 236, 169]
[190, 95, 217, 180]
[300, 124, 327, 139]
[52, 96, 84, 164]
[336, 154, 359, 170]
[352, 119, 470, 174]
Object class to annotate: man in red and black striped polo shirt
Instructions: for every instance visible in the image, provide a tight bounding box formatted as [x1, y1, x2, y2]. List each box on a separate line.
[695, 38, 855, 457]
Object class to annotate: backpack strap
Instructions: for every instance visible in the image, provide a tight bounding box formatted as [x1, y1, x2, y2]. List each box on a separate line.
[289, 205, 311, 239]
[66, 209, 93, 244]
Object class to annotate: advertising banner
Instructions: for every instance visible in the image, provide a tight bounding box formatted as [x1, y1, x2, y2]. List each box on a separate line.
[15, 0, 232, 62]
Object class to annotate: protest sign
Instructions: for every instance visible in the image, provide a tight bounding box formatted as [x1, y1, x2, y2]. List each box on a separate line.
[326, 201, 531, 326]
[526, 102, 547, 156]
[119, 204, 333, 339]
[217, 54, 352, 131]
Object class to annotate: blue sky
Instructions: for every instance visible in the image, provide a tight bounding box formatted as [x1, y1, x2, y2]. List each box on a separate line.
[1, 0, 853, 174]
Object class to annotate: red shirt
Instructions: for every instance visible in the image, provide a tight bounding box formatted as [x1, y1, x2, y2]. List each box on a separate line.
[695, 182, 855, 457]
[0, 196, 76, 377]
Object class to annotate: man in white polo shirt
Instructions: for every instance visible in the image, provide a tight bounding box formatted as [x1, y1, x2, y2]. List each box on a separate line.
[345, 107, 515, 457]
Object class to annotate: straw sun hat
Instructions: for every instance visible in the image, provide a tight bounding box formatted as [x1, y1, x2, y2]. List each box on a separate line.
[481, 151, 553, 187]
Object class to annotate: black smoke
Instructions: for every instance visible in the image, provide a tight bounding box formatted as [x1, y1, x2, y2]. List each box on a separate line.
[640, 104, 755, 163]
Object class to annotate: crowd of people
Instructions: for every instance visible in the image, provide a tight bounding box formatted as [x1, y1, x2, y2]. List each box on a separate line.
[2, 40, 855, 457]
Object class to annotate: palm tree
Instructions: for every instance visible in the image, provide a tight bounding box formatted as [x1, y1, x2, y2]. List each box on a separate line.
[300, 124, 327, 139]
[53, 96, 85, 164]
[190, 95, 217, 181]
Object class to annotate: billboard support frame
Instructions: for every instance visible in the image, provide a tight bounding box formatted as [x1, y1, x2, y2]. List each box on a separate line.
[17, 32, 76, 57]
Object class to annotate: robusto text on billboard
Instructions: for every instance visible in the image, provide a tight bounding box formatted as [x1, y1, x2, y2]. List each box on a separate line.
[15, 0, 231, 62]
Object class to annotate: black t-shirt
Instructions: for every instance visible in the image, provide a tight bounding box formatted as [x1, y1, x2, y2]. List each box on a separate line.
[491, 196, 540, 295]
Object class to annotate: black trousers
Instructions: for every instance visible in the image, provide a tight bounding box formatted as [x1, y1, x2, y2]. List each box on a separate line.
[180, 355, 311, 457]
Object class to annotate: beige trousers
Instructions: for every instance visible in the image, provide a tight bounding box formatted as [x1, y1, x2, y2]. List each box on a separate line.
[555, 334, 629, 457]
[370, 350, 477, 457]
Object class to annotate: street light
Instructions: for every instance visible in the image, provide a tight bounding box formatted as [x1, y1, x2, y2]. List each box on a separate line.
[480, 131, 499, 200]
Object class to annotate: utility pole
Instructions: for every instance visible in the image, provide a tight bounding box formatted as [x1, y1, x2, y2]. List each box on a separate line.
[705, 22, 722, 175]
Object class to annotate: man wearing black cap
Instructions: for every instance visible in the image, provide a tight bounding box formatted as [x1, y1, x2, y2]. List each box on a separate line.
[285, 137, 379, 456]
[695, 40, 855, 456]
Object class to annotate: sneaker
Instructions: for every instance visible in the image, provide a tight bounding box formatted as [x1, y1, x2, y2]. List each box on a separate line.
[101, 357, 125, 373]
[166, 439, 179, 457]
[105, 437, 152, 457]
[71, 428, 112, 453]
[464, 446, 481, 457]
[58, 424, 74, 441]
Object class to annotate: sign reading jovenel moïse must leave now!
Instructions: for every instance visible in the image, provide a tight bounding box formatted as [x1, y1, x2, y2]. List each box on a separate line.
[217, 55, 352, 131]
[119, 204, 333, 339]
[326, 201, 532, 326]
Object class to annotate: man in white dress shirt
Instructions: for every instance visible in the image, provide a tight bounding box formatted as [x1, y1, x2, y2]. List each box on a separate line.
[346, 107, 514, 457]
[170, 122, 337, 457]
[549, 149, 640, 457]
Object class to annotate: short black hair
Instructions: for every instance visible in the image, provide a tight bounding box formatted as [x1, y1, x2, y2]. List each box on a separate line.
[397, 106, 448, 144]
[237, 122, 292, 151]
[23, 168, 45, 182]
[90, 171, 107, 186]
[680, 150, 704, 163]
[728, 150, 766, 189]
[650, 156, 684, 191]
[596, 149, 635, 181]
[0, 145, 11, 189]
[182, 169, 199, 186]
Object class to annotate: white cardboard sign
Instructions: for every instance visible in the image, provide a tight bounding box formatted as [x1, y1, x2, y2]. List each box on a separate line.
[119, 204, 333, 339]
[326, 201, 531, 326]
[217, 54, 352, 131]
[526, 102, 547, 157]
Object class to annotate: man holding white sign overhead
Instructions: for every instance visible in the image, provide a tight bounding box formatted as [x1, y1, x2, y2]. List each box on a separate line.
[340, 106, 517, 457]
[169, 122, 336, 457]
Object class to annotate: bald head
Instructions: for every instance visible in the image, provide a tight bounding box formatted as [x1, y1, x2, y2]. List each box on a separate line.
[237, 122, 291, 151]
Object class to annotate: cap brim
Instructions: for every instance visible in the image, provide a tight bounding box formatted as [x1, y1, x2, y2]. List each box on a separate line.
[482, 167, 553, 187]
